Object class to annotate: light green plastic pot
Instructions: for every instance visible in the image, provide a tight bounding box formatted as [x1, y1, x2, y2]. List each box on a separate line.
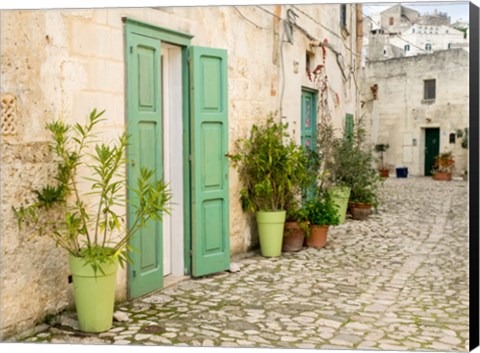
[256, 210, 286, 257]
[329, 186, 351, 224]
[69, 254, 118, 333]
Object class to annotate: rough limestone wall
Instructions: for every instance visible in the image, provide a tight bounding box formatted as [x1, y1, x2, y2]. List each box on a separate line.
[0, 11, 72, 339]
[361, 49, 469, 176]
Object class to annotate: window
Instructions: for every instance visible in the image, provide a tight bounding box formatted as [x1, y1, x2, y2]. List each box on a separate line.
[448, 43, 452, 49]
[449, 133, 456, 144]
[340, 4, 347, 28]
[404, 44, 410, 52]
[424, 79, 436, 101]
[389, 17, 394, 26]
[425, 43, 432, 51]
[412, 28, 416, 33]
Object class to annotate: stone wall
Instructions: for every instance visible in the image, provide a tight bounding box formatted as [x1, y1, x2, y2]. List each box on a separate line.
[1, 5, 361, 338]
[361, 48, 469, 176]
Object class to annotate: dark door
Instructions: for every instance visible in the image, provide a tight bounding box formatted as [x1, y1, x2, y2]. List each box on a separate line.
[425, 128, 440, 176]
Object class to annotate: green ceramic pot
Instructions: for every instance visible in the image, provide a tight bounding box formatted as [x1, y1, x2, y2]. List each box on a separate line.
[69, 254, 118, 333]
[329, 186, 351, 224]
[256, 210, 286, 257]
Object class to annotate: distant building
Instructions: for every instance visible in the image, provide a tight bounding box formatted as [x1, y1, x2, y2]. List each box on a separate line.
[363, 4, 469, 62]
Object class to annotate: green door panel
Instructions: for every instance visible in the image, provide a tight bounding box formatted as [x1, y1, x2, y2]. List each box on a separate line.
[425, 128, 440, 176]
[126, 30, 164, 298]
[301, 90, 317, 151]
[190, 46, 230, 277]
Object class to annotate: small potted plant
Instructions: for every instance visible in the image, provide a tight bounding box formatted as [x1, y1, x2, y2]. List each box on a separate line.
[283, 203, 309, 252]
[432, 151, 455, 181]
[374, 143, 390, 178]
[13, 109, 171, 333]
[305, 194, 339, 248]
[229, 116, 309, 257]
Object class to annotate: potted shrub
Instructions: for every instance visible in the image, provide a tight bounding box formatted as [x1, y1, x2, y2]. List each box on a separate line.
[347, 144, 382, 220]
[374, 143, 390, 178]
[229, 116, 307, 257]
[432, 151, 455, 181]
[305, 194, 339, 248]
[316, 124, 351, 224]
[13, 109, 171, 332]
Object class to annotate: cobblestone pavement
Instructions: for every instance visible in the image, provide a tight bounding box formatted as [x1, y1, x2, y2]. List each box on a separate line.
[21, 177, 469, 351]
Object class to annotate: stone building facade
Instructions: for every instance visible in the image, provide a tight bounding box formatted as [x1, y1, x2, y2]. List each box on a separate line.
[361, 48, 469, 177]
[363, 4, 468, 61]
[0, 5, 362, 338]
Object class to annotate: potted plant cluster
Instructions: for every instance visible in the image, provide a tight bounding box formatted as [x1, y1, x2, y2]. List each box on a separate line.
[229, 116, 311, 257]
[374, 143, 390, 178]
[13, 109, 171, 333]
[305, 192, 339, 248]
[432, 151, 455, 181]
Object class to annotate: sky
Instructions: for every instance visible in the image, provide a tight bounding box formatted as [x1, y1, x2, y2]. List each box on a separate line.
[363, 1, 470, 23]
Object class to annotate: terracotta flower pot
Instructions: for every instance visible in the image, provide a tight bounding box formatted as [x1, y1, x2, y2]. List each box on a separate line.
[350, 203, 372, 220]
[282, 222, 306, 252]
[433, 172, 452, 181]
[379, 169, 389, 178]
[307, 225, 329, 248]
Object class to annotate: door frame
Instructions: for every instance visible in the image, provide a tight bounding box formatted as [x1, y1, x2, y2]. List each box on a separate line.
[124, 18, 194, 298]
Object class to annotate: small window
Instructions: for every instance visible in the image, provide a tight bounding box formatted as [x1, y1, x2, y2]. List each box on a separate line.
[340, 4, 347, 28]
[448, 43, 452, 49]
[425, 43, 432, 51]
[389, 17, 394, 26]
[449, 133, 456, 144]
[412, 28, 416, 33]
[424, 79, 436, 101]
[404, 44, 410, 52]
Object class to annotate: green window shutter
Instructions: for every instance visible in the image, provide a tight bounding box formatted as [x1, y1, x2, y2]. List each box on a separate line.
[190, 46, 230, 277]
[126, 29, 164, 298]
[345, 113, 354, 140]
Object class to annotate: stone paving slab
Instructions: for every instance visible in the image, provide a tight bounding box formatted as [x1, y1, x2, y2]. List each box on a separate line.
[20, 177, 469, 351]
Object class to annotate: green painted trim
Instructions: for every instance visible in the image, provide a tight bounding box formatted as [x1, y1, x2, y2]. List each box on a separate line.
[182, 46, 192, 275]
[123, 17, 194, 46]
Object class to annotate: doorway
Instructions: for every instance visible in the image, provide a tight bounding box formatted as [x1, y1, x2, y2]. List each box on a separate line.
[424, 128, 440, 176]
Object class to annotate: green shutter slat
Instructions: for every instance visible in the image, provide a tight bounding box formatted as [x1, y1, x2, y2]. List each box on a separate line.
[190, 46, 230, 277]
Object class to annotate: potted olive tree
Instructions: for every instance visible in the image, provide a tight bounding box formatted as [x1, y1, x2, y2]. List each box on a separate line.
[229, 116, 307, 257]
[374, 143, 390, 178]
[13, 109, 171, 332]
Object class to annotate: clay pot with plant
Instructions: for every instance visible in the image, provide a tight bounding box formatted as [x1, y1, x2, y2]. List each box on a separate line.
[374, 143, 390, 178]
[432, 151, 455, 181]
[13, 109, 171, 333]
[283, 204, 309, 252]
[229, 116, 310, 257]
[304, 193, 339, 248]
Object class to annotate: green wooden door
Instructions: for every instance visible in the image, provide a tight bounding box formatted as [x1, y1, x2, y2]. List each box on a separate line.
[425, 128, 440, 176]
[301, 90, 317, 151]
[190, 46, 230, 277]
[126, 31, 164, 298]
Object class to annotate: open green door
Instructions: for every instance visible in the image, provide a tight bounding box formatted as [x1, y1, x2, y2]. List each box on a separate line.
[126, 29, 164, 298]
[190, 46, 230, 277]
